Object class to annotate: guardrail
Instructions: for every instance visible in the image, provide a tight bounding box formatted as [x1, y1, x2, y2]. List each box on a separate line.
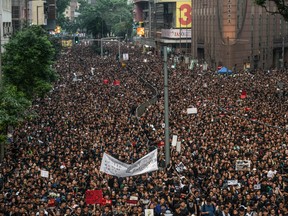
[128, 65, 158, 117]
[136, 76, 158, 117]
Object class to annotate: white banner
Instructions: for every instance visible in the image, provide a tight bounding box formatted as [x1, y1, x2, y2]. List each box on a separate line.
[176, 141, 181, 153]
[100, 149, 158, 177]
[172, 135, 178, 147]
[123, 53, 129, 61]
[235, 160, 251, 171]
[187, 108, 197, 114]
[227, 180, 238, 185]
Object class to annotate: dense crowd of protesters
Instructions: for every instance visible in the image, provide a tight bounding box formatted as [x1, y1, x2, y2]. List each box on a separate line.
[0, 41, 287, 216]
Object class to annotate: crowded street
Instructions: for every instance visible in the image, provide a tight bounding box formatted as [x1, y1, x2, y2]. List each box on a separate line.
[0, 42, 287, 216]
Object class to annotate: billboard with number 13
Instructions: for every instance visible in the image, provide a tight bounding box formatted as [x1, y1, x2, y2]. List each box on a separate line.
[176, 1, 192, 28]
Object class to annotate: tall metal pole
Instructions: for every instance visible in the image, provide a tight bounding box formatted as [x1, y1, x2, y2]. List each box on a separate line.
[118, 40, 121, 61]
[282, 36, 285, 68]
[163, 46, 170, 167]
[101, 38, 103, 58]
[149, 0, 152, 38]
[186, 23, 188, 56]
[179, 8, 182, 55]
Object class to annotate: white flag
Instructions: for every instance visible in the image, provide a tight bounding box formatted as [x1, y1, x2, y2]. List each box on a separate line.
[100, 149, 158, 177]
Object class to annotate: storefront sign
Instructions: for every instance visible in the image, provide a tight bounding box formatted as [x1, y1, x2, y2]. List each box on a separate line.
[161, 29, 191, 39]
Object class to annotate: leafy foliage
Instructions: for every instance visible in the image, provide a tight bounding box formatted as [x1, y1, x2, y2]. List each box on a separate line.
[56, 0, 71, 18]
[2, 25, 58, 99]
[76, 0, 133, 38]
[0, 85, 31, 128]
[255, 0, 288, 21]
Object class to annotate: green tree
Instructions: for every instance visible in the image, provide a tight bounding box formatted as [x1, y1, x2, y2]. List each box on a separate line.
[2, 25, 58, 99]
[56, 0, 71, 26]
[76, 0, 132, 38]
[255, 0, 288, 21]
[0, 85, 31, 160]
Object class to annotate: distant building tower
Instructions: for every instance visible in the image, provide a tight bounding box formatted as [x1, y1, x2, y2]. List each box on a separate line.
[191, 0, 288, 70]
[12, 0, 26, 32]
[1, 0, 13, 52]
[65, 0, 81, 21]
[46, 0, 56, 31]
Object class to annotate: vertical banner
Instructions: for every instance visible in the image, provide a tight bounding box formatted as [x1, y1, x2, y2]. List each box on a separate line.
[176, 141, 181, 153]
[176, 1, 192, 28]
[172, 135, 178, 147]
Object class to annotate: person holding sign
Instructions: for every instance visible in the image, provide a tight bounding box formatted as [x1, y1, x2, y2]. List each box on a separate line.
[201, 197, 216, 216]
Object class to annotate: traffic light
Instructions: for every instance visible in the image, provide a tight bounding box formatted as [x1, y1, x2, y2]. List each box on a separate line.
[75, 36, 79, 44]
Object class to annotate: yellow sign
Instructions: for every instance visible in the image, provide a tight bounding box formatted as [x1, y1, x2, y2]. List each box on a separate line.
[176, 1, 192, 28]
[137, 27, 145, 36]
[62, 40, 73, 47]
[55, 26, 61, 34]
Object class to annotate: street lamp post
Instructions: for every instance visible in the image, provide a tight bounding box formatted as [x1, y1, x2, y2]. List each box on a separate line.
[163, 46, 170, 167]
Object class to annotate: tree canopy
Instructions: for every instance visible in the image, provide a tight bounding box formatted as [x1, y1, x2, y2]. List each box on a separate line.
[255, 0, 288, 21]
[2, 25, 58, 99]
[75, 0, 133, 38]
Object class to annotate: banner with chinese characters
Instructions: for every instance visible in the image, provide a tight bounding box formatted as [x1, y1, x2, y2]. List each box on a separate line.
[100, 149, 158, 177]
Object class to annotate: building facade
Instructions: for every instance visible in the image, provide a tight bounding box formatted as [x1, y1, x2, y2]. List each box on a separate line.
[65, 0, 80, 21]
[133, 0, 192, 56]
[46, 0, 56, 31]
[28, 0, 47, 25]
[12, 0, 26, 32]
[0, 0, 13, 52]
[192, 0, 288, 70]
[11, 0, 56, 32]
[133, 0, 288, 70]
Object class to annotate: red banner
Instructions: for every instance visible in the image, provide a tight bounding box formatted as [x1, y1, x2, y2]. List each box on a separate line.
[103, 79, 109, 84]
[101, 198, 112, 206]
[240, 90, 247, 99]
[85, 190, 103, 205]
[113, 80, 120, 86]
[48, 198, 56, 207]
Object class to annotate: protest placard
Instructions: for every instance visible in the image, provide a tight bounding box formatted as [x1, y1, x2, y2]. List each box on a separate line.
[187, 108, 197, 114]
[85, 190, 103, 205]
[40, 170, 49, 178]
[123, 53, 129, 61]
[145, 209, 154, 216]
[235, 160, 251, 171]
[254, 184, 261, 190]
[227, 180, 238, 185]
[176, 141, 181, 153]
[172, 135, 178, 147]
